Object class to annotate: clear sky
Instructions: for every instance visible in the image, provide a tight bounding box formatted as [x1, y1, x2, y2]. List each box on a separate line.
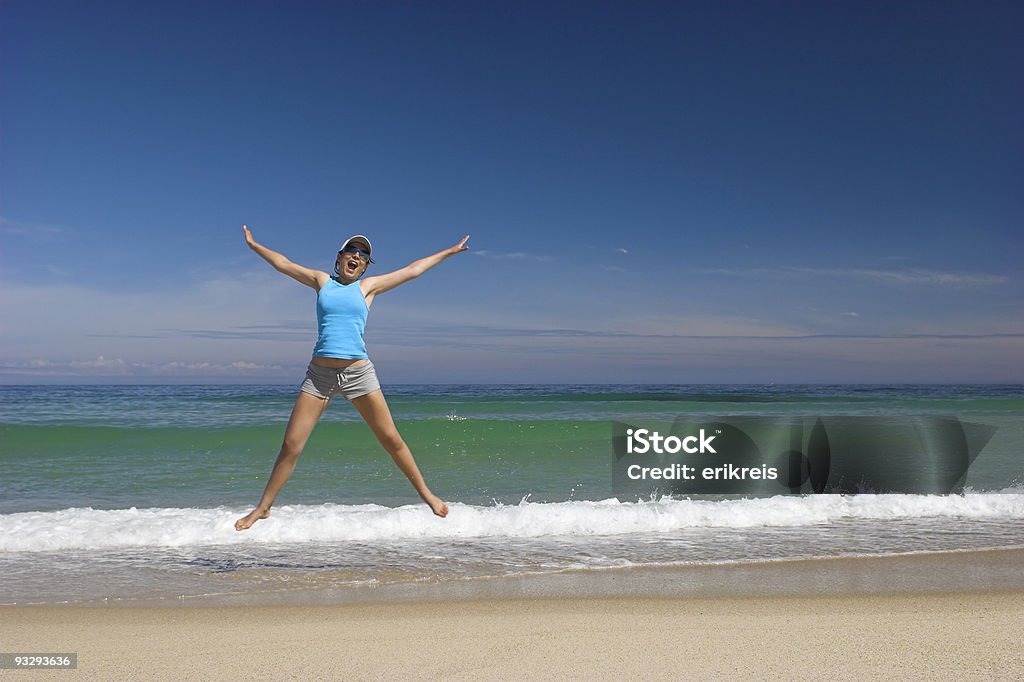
[1, 0, 1021, 384]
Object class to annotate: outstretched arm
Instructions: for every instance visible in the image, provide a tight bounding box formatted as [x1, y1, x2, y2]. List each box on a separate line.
[361, 236, 470, 303]
[243, 225, 328, 290]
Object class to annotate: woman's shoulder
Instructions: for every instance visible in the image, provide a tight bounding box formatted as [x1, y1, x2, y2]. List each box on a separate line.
[313, 272, 333, 291]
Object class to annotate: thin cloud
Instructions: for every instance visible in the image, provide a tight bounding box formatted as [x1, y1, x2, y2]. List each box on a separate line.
[820, 267, 1007, 286]
[0, 216, 68, 237]
[0, 357, 289, 377]
[86, 321, 314, 342]
[701, 266, 1008, 287]
[69, 356, 128, 371]
[156, 325, 313, 342]
[472, 249, 553, 262]
[371, 322, 1024, 342]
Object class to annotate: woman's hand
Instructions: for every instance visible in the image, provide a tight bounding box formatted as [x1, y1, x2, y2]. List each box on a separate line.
[447, 235, 470, 256]
[242, 224, 257, 249]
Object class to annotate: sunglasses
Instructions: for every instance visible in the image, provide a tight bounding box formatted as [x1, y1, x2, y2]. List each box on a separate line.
[339, 246, 371, 262]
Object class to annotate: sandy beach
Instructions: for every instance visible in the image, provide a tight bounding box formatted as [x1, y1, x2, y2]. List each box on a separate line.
[4, 592, 1023, 680]
[4, 551, 1023, 681]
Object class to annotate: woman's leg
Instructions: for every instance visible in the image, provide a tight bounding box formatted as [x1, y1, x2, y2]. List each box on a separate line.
[351, 389, 449, 517]
[235, 391, 330, 530]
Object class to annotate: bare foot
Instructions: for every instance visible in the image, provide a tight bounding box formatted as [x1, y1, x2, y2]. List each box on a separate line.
[424, 493, 449, 518]
[235, 507, 270, 531]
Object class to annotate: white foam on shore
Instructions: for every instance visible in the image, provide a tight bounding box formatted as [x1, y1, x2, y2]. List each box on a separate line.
[2, 494, 1024, 552]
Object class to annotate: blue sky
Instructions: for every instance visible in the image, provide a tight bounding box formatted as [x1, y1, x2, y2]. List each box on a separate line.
[1, 0, 1021, 383]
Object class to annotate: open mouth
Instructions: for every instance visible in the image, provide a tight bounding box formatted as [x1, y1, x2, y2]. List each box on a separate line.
[345, 259, 359, 271]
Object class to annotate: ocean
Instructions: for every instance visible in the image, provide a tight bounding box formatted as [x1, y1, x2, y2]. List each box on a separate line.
[1, 383, 1022, 605]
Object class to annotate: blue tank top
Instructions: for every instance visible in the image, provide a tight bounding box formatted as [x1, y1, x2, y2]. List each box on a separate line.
[313, 278, 369, 359]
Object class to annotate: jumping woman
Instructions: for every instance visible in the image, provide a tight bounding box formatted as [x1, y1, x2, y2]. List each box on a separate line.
[235, 225, 468, 531]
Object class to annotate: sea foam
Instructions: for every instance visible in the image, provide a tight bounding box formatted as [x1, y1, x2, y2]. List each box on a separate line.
[3, 494, 1024, 553]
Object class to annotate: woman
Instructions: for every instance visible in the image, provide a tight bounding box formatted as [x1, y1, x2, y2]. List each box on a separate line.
[235, 225, 468, 531]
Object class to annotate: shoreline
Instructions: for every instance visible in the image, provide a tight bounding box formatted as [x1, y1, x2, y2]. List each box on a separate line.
[9, 546, 1024, 609]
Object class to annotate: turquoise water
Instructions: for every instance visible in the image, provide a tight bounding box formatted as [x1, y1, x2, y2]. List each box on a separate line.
[1, 384, 1022, 604]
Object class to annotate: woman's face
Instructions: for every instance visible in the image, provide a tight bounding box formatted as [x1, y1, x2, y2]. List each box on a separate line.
[336, 248, 369, 281]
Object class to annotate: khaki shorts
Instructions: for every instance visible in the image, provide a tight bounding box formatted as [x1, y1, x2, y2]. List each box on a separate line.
[300, 360, 381, 401]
